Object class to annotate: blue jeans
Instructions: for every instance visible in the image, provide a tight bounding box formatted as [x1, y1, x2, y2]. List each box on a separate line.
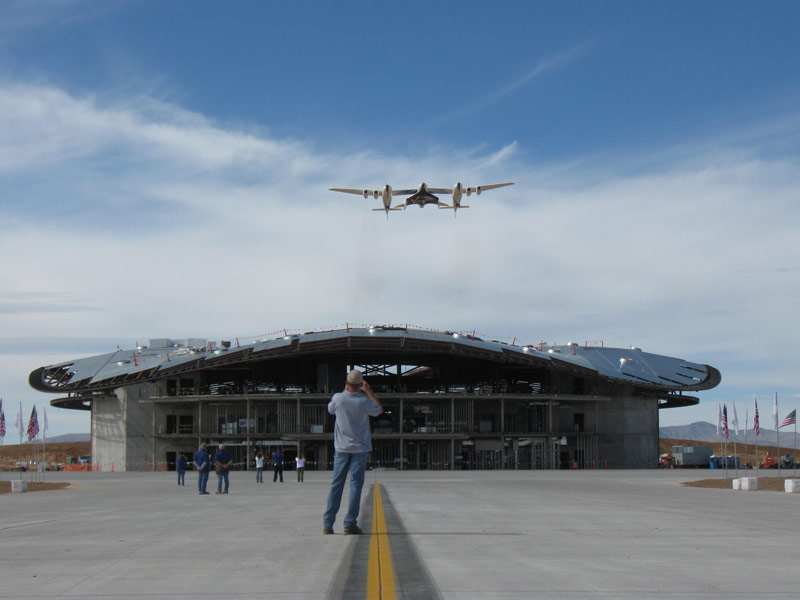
[217, 471, 230, 492]
[256, 467, 263, 482]
[177, 470, 185, 485]
[323, 451, 369, 529]
[198, 470, 209, 492]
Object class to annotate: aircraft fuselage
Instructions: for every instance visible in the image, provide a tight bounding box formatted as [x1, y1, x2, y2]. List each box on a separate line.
[405, 182, 440, 207]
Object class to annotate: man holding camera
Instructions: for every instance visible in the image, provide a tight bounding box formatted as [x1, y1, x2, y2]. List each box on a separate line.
[322, 370, 383, 535]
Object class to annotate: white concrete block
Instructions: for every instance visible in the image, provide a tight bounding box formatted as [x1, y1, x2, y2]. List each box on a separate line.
[740, 477, 758, 491]
[10, 480, 27, 493]
[732, 478, 742, 490]
[784, 479, 800, 493]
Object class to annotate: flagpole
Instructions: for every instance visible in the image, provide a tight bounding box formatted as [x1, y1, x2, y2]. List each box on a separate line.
[0, 399, 4, 482]
[18, 402, 23, 481]
[754, 396, 759, 481]
[745, 405, 749, 471]
[42, 408, 47, 484]
[776, 393, 781, 480]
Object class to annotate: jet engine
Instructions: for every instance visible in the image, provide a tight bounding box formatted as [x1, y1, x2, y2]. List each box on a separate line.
[465, 186, 482, 196]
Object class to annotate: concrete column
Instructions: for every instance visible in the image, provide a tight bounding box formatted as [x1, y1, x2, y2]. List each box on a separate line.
[246, 395, 251, 471]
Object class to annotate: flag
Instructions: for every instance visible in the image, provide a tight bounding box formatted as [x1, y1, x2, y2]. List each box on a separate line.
[731, 401, 740, 436]
[779, 409, 796, 429]
[717, 403, 722, 436]
[754, 397, 760, 436]
[722, 404, 729, 438]
[27, 406, 39, 441]
[16, 402, 24, 438]
[0, 406, 5, 438]
[773, 392, 779, 430]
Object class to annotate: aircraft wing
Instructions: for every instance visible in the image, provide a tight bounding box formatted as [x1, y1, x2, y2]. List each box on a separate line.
[389, 188, 418, 196]
[426, 188, 453, 194]
[471, 182, 514, 191]
[329, 188, 368, 195]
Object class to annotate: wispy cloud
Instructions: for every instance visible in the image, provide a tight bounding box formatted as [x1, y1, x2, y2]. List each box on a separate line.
[432, 45, 590, 126]
[0, 0, 121, 40]
[2, 81, 800, 434]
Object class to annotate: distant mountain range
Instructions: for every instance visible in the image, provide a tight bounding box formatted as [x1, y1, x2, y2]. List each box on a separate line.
[660, 421, 800, 449]
[23, 433, 90, 444]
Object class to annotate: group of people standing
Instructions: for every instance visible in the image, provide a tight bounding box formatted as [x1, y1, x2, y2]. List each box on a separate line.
[254, 450, 306, 483]
[177, 369, 382, 539]
[191, 443, 233, 494]
[181, 445, 307, 494]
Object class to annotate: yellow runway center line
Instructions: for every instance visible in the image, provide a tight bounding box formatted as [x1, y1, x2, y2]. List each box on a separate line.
[367, 484, 397, 600]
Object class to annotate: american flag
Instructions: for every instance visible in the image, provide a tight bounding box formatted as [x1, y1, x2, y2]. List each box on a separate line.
[27, 406, 39, 441]
[722, 405, 729, 438]
[754, 398, 760, 436]
[779, 409, 796, 429]
[0, 406, 5, 438]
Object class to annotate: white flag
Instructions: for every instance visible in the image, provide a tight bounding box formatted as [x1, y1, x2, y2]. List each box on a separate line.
[773, 392, 779, 430]
[16, 401, 24, 438]
[716, 403, 722, 436]
[731, 400, 740, 435]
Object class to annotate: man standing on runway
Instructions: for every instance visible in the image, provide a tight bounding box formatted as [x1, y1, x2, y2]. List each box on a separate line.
[322, 370, 383, 535]
[194, 443, 210, 495]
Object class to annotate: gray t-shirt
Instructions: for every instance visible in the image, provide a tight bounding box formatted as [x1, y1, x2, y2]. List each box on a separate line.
[328, 391, 382, 453]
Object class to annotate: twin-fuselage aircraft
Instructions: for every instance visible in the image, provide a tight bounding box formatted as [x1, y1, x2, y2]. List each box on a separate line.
[329, 182, 514, 217]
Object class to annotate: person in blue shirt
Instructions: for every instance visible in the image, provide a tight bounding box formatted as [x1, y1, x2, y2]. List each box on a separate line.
[176, 454, 188, 486]
[323, 370, 383, 535]
[214, 444, 233, 494]
[272, 449, 284, 482]
[194, 443, 210, 495]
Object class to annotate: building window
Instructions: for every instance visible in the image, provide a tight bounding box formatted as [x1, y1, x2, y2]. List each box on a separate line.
[574, 413, 584, 433]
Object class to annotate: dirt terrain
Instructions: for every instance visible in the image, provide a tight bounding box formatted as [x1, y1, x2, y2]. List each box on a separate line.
[0, 481, 70, 493]
[0, 441, 90, 471]
[660, 437, 794, 467]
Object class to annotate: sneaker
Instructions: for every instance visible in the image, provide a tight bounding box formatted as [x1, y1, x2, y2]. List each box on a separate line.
[215, 491, 222, 494]
[223, 490, 228, 494]
[343, 525, 363, 535]
[199, 491, 210, 495]
[323, 528, 334, 535]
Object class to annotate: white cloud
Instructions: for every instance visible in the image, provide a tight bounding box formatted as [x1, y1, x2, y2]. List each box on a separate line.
[432, 45, 590, 125]
[2, 82, 800, 434]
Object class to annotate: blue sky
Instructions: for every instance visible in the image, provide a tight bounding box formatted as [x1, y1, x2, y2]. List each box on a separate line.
[1, 1, 799, 438]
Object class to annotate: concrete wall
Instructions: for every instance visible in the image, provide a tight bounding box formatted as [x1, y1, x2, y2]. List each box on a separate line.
[91, 383, 161, 471]
[121, 383, 158, 471]
[92, 393, 126, 470]
[596, 386, 659, 468]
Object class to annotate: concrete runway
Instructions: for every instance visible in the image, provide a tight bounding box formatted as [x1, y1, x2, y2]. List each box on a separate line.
[0, 469, 797, 599]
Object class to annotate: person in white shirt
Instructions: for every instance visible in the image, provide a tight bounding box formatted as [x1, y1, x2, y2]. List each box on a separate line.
[295, 454, 306, 482]
[254, 451, 264, 483]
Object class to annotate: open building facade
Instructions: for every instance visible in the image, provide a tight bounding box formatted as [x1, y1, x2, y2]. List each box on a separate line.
[30, 326, 720, 471]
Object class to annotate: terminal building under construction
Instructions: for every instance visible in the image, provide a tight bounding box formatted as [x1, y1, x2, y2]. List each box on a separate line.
[29, 326, 721, 472]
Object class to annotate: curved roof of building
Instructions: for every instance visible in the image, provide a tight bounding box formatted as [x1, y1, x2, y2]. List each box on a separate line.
[29, 326, 721, 410]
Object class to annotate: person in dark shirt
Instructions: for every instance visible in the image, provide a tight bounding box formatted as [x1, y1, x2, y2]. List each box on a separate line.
[214, 444, 233, 494]
[194, 443, 210, 495]
[176, 454, 188, 486]
[272, 450, 284, 482]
